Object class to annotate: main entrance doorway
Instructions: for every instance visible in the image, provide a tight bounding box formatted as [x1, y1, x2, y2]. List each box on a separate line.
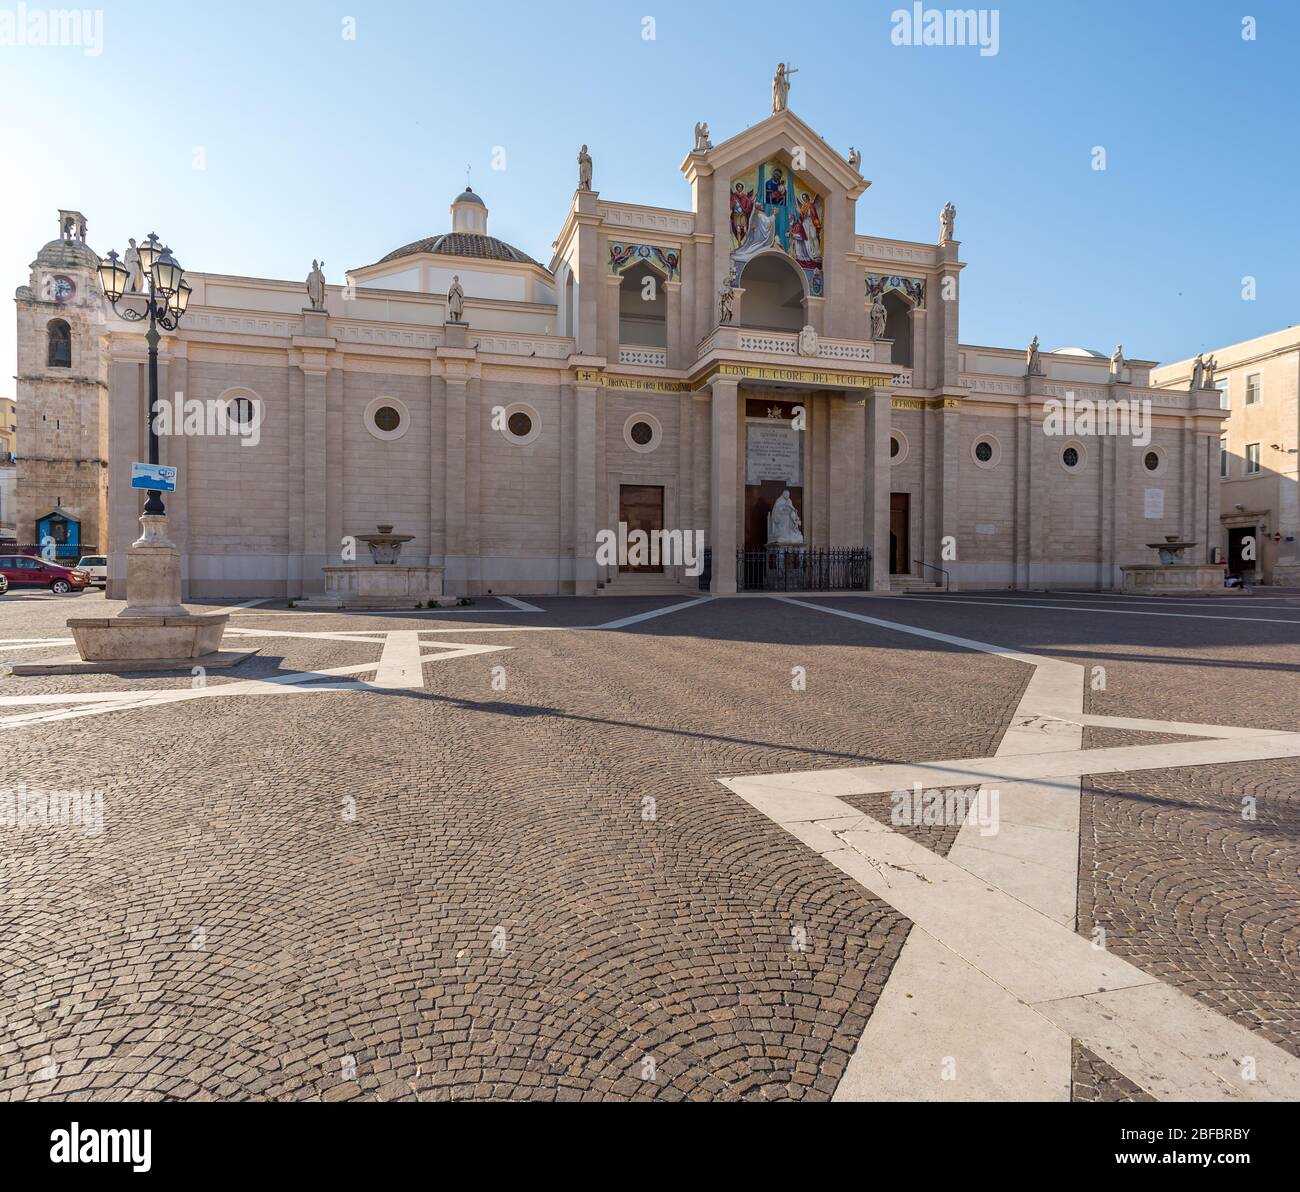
[1227, 525, 1257, 577]
[890, 492, 910, 574]
[619, 484, 664, 572]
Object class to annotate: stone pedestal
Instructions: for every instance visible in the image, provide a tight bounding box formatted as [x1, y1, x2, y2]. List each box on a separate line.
[318, 563, 448, 609]
[67, 514, 230, 662]
[1119, 564, 1228, 594]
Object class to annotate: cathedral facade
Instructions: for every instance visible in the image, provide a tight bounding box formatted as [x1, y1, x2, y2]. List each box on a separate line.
[14, 94, 1226, 599]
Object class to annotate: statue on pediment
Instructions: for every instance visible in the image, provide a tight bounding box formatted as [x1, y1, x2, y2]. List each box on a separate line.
[577, 144, 593, 191]
[1110, 343, 1125, 378]
[772, 63, 797, 113]
[694, 122, 712, 151]
[1188, 353, 1205, 391]
[848, 147, 861, 172]
[1203, 355, 1217, 389]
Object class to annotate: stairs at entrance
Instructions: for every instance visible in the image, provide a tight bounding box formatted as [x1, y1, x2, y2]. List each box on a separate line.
[596, 572, 695, 597]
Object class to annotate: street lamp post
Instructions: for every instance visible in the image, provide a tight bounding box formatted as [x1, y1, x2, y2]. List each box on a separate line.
[96, 232, 192, 516]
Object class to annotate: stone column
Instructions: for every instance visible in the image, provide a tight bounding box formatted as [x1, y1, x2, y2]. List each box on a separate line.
[709, 376, 739, 594]
[863, 389, 891, 590]
[573, 379, 599, 594]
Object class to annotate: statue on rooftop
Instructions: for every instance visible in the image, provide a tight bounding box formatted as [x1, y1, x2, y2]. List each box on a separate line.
[939, 200, 956, 245]
[447, 274, 465, 323]
[772, 63, 797, 113]
[305, 259, 326, 311]
[848, 147, 862, 172]
[1026, 335, 1043, 376]
[577, 144, 593, 191]
[693, 122, 712, 151]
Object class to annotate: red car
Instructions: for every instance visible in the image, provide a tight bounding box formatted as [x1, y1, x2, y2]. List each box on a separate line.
[0, 553, 90, 594]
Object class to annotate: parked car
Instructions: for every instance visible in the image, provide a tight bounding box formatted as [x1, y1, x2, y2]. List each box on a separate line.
[0, 554, 90, 594]
[76, 554, 108, 587]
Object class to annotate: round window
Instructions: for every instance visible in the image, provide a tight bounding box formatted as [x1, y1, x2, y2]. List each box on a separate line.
[890, 435, 900, 458]
[507, 411, 533, 438]
[1062, 446, 1080, 468]
[975, 441, 993, 463]
[1143, 450, 1160, 472]
[630, 421, 654, 446]
[228, 396, 255, 425]
[373, 404, 401, 433]
[364, 395, 410, 441]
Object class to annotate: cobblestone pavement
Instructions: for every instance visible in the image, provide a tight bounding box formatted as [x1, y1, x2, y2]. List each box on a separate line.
[1, 588, 1297, 1100]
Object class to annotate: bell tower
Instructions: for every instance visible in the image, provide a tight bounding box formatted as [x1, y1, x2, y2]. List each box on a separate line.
[13, 209, 110, 552]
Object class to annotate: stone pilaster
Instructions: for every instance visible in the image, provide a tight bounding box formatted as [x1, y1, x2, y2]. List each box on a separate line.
[443, 377, 467, 592]
[709, 376, 739, 594]
[864, 389, 891, 590]
[665, 279, 683, 369]
[573, 379, 599, 594]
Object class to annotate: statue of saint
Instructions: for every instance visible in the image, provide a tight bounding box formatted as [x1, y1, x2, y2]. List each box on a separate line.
[772, 63, 796, 113]
[939, 200, 956, 245]
[718, 285, 735, 325]
[577, 144, 593, 190]
[305, 259, 326, 310]
[1026, 335, 1043, 375]
[1188, 353, 1205, 391]
[124, 238, 143, 293]
[869, 294, 888, 340]
[693, 122, 712, 151]
[447, 274, 465, 323]
[1110, 343, 1125, 377]
[767, 489, 804, 545]
[1202, 355, 1217, 389]
[848, 147, 862, 172]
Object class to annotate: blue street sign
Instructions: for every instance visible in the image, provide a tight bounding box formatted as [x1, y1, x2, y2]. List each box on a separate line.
[131, 462, 178, 491]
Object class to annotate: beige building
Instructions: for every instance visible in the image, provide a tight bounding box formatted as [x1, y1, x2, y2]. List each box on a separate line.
[15, 93, 1227, 598]
[0, 395, 15, 537]
[1154, 328, 1300, 585]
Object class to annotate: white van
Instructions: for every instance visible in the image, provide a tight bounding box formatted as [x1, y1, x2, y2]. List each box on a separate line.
[77, 554, 108, 587]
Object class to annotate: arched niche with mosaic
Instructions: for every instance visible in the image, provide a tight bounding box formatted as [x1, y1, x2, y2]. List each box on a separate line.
[866, 274, 926, 308]
[607, 242, 681, 283]
[728, 159, 825, 297]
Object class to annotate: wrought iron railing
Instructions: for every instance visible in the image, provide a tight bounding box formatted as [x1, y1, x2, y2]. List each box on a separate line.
[699, 547, 870, 592]
[912, 559, 950, 591]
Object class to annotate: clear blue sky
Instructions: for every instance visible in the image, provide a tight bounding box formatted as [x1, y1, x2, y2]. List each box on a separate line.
[3, 0, 1297, 387]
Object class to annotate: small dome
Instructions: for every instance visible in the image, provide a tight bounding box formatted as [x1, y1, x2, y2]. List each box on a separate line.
[376, 233, 541, 267]
[454, 187, 486, 207]
[33, 238, 99, 270]
[1052, 346, 1106, 358]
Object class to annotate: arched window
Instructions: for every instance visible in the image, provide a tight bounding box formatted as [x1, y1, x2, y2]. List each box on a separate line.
[47, 319, 71, 368]
[618, 261, 667, 348]
[738, 253, 805, 332]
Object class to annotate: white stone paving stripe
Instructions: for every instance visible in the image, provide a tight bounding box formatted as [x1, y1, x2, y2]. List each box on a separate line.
[496, 595, 545, 611]
[883, 593, 1300, 625]
[589, 596, 713, 630]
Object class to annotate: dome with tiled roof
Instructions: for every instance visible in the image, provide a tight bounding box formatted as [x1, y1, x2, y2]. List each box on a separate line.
[374, 186, 543, 269]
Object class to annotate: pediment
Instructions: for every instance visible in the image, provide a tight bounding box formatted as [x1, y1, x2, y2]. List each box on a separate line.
[681, 109, 867, 200]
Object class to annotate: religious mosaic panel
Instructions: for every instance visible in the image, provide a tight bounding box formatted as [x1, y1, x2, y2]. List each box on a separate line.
[729, 159, 825, 296]
[866, 273, 926, 308]
[607, 242, 681, 282]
